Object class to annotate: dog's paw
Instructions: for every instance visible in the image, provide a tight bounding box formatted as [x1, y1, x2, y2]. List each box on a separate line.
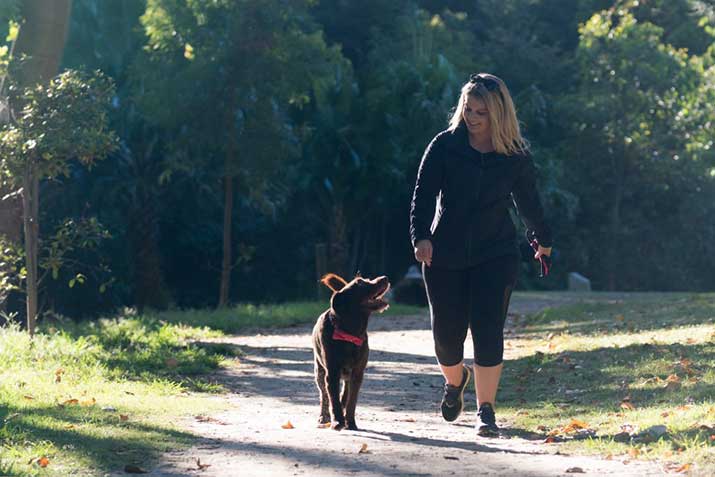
[331, 421, 345, 431]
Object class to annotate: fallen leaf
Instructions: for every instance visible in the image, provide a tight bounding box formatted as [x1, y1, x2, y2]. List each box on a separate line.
[80, 398, 96, 406]
[64, 424, 75, 429]
[401, 417, 416, 422]
[196, 458, 211, 470]
[620, 402, 635, 410]
[55, 368, 64, 383]
[62, 399, 79, 406]
[23, 395, 34, 400]
[666, 374, 680, 383]
[660, 411, 670, 418]
[562, 418, 589, 433]
[281, 421, 295, 429]
[544, 436, 557, 443]
[674, 463, 691, 473]
[37, 457, 49, 468]
[124, 464, 149, 474]
[604, 454, 613, 460]
[358, 443, 370, 454]
[565, 467, 584, 473]
[120, 414, 129, 421]
[628, 448, 640, 458]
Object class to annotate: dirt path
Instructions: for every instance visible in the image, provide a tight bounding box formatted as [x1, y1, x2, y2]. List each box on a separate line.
[147, 295, 666, 476]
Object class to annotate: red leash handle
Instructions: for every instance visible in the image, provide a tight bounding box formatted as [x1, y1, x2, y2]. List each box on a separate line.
[529, 236, 552, 278]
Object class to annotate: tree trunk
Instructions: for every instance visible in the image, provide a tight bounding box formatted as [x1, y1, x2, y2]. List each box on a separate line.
[3, 0, 72, 327]
[22, 163, 39, 336]
[607, 151, 627, 291]
[218, 173, 234, 307]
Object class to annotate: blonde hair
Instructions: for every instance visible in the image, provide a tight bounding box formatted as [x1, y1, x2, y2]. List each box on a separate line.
[447, 73, 530, 155]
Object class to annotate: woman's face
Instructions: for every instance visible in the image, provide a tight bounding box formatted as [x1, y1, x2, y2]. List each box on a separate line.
[462, 95, 490, 136]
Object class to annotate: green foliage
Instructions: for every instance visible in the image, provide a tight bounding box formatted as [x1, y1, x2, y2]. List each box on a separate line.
[0, 69, 118, 184]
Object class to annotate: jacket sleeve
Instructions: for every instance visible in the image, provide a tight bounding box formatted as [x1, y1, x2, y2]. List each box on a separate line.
[511, 153, 553, 248]
[409, 135, 444, 248]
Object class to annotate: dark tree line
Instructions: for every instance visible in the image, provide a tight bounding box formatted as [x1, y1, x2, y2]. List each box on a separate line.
[1, 0, 714, 320]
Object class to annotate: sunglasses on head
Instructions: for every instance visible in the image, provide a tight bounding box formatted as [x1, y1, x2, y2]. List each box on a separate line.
[469, 74, 500, 92]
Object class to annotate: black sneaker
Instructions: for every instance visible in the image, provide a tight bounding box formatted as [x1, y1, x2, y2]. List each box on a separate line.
[476, 402, 499, 437]
[440, 365, 470, 422]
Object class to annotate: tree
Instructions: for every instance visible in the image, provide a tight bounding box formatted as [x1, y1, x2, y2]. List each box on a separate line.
[559, 8, 710, 290]
[0, 70, 117, 334]
[139, 0, 347, 307]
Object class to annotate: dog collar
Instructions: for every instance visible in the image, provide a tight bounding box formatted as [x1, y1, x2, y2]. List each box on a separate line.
[329, 315, 365, 346]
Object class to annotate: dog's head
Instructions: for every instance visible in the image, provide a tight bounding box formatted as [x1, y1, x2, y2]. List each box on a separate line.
[321, 273, 390, 332]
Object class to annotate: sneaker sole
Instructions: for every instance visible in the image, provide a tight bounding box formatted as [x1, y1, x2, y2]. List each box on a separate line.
[477, 426, 499, 437]
[442, 366, 470, 422]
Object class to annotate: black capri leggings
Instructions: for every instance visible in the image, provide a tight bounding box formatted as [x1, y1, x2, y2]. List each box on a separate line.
[423, 254, 519, 367]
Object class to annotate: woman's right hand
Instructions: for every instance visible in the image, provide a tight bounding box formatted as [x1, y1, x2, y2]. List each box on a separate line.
[414, 239, 433, 267]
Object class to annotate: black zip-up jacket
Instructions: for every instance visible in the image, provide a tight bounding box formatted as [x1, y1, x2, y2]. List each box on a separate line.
[409, 124, 552, 270]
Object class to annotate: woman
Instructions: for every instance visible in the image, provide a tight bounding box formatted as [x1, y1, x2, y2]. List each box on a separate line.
[409, 73, 552, 437]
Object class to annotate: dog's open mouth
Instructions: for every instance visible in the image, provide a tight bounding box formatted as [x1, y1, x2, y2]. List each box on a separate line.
[367, 281, 391, 311]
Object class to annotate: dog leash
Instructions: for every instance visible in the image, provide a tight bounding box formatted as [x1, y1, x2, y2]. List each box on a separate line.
[527, 230, 552, 278]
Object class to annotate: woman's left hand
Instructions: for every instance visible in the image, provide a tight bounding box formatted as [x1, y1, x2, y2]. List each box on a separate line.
[534, 245, 551, 259]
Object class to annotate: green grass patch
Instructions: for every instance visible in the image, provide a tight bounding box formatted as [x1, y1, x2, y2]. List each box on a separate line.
[495, 292, 715, 473]
[0, 316, 231, 476]
[153, 301, 426, 333]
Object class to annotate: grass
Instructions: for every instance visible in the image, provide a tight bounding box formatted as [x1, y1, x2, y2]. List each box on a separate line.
[0, 300, 425, 476]
[493, 292, 715, 474]
[152, 300, 425, 333]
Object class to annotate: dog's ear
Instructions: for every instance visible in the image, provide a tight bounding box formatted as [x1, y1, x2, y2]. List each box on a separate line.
[321, 273, 348, 292]
[330, 290, 348, 315]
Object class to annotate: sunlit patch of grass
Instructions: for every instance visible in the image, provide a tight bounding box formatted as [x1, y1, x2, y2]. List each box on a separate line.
[0, 321, 228, 476]
[153, 301, 425, 333]
[495, 293, 715, 474]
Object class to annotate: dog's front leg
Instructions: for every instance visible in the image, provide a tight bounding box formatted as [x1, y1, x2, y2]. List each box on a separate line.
[315, 359, 330, 425]
[344, 369, 364, 431]
[325, 368, 345, 430]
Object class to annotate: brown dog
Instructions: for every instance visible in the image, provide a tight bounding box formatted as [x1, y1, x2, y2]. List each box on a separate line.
[313, 273, 390, 430]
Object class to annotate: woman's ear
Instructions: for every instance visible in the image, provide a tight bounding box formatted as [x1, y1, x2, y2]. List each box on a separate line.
[321, 273, 347, 292]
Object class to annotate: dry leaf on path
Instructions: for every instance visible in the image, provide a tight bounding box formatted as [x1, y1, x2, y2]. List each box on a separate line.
[358, 443, 370, 454]
[196, 458, 211, 470]
[281, 421, 295, 429]
[37, 457, 49, 468]
[120, 414, 129, 421]
[620, 401, 635, 410]
[55, 368, 64, 383]
[628, 448, 640, 458]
